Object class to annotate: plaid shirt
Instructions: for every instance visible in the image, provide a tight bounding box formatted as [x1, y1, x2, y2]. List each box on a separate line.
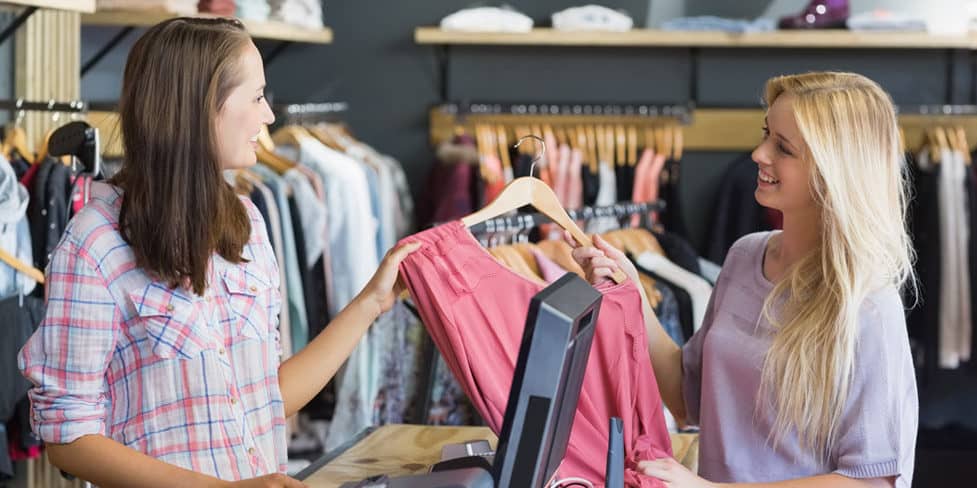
[18, 182, 287, 480]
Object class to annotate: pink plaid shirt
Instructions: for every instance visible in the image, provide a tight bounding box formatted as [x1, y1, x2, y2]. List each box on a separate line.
[18, 182, 287, 480]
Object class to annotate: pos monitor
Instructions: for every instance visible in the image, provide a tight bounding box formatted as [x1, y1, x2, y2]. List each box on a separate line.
[490, 272, 603, 488]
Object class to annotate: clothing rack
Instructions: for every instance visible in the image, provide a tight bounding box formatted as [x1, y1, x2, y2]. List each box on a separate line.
[468, 200, 666, 235]
[439, 101, 694, 123]
[0, 98, 87, 114]
[273, 101, 349, 126]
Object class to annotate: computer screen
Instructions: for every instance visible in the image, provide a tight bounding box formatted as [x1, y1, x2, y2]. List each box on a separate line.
[491, 273, 603, 488]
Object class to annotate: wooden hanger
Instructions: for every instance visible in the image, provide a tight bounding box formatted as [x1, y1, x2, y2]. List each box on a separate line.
[627, 125, 638, 166]
[256, 126, 297, 174]
[956, 126, 971, 165]
[615, 125, 627, 167]
[462, 176, 625, 283]
[0, 247, 44, 284]
[653, 126, 665, 155]
[585, 125, 598, 172]
[673, 125, 684, 161]
[496, 124, 512, 173]
[308, 124, 346, 151]
[662, 125, 675, 161]
[2, 123, 32, 162]
[271, 124, 311, 148]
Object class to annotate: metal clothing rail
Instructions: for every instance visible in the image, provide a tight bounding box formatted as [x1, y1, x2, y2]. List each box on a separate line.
[438, 101, 694, 125]
[468, 200, 666, 235]
[0, 98, 87, 113]
[897, 104, 977, 116]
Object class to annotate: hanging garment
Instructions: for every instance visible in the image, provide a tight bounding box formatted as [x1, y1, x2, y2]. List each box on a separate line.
[399, 222, 672, 486]
[651, 230, 701, 276]
[0, 157, 36, 299]
[554, 143, 573, 207]
[684, 232, 917, 486]
[920, 149, 971, 368]
[906, 151, 942, 378]
[637, 265, 694, 342]
[27, 157, 71, 271]
[658, 159, 689, 239]
[567, 147, 585, 210]
[706, 153, 772, 264]
[418, 136, 479, 228]
[0, 295, 44, 479]
[19, 182, 288, 479]
[372, 301, 428, 425]
[587, 160, 618, 234]
[247, 176, 292, 357]
[237, 0, 271, 21]
[251, 164, 310, 353]
[635, 252, 713, 333]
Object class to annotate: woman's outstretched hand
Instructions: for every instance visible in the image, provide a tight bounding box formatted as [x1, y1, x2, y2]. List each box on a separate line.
[565, 232, 639, 286]
[356, 241, 422, 318]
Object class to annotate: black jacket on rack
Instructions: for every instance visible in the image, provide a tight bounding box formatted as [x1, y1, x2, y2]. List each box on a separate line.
[706, 153, 770, 264]
[27, 157, 72, 272]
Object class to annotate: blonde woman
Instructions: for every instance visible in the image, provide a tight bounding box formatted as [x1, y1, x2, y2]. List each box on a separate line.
[572, 72, 917, 487]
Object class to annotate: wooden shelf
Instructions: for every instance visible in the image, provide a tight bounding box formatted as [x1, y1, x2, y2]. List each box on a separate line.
[415, 27, 977, 49]
[83, 10, 333, 44]
[1, 0, 95, 13]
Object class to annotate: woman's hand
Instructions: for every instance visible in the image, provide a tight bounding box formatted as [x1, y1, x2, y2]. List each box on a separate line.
[639, 458, 718, 488]
[223, 473, 308, 487]
[565, 232, 640, 286]
[355, 241, 422, 319]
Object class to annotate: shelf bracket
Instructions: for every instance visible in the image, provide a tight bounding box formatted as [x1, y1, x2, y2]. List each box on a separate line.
[81, 26, 135, 77]
[262, 41, 293, 68]
[435, 44, 451, 103]
[0, 6, 38, 47]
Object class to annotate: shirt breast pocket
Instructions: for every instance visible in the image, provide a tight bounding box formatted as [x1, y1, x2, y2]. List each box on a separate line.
[221, 265, 276, 341]
[128, 284, 209, 360]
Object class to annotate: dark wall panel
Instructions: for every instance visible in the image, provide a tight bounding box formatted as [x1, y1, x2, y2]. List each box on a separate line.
[697, 49, 953, 107]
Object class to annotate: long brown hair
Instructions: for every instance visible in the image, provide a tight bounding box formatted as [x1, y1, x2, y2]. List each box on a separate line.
[112, 17, 252, 295]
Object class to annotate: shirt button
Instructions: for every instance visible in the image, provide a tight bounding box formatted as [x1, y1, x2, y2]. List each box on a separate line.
[218, 347, 226, 355]
[166, 304, 174, 312]
[247, 447, 255, 455]
[249, 285, 258, 292]
[230, 397, 237, 405]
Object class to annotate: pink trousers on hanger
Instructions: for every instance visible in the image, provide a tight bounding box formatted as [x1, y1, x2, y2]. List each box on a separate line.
[399, 222, 671, 487]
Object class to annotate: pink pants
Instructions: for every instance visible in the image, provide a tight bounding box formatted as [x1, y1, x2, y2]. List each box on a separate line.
[399, 222, 671, 487]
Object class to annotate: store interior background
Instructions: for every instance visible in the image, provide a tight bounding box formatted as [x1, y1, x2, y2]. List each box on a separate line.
[1, 0, 974, 485]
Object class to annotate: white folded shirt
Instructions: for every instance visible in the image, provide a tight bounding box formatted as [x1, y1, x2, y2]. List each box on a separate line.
[553, 5, 633, 32]
[440, 7, 534, 33]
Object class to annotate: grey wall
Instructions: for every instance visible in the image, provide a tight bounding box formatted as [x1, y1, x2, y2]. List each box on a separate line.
[80, 1, 975, 251]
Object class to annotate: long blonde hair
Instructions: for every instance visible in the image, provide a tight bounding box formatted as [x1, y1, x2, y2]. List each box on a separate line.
[759, 72, 915, 460]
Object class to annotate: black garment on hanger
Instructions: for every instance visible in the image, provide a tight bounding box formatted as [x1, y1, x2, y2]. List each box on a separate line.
[706, 153, 770, 264]
[28, 157, 71, 271]
[513, 153, 534, 179]
[906, 155, 942, 383]
[652, 230, 701, 276]
[288, 197, 328, 342]
[659, 159, 689, 240]
[582, 164, 600, 206]
[615, 163, 634, 201]
[635, 263, 694, 342]
[0, 295, 44, 479]
[249, 187, 275, 249]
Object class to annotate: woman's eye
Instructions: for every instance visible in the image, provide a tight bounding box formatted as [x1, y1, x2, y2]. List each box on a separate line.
[761, 126, 770, 138]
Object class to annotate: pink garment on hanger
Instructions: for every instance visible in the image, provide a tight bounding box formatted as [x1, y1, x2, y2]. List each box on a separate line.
[483, 154, 506, 205]
[399, 222, 672, 487]
[567, 148, 585, 211]
[631, 149, 668, 226]
[553, 144, 573, 206]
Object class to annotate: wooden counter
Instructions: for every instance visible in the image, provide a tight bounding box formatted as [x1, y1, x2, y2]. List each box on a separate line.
[297, 424, 699, 487]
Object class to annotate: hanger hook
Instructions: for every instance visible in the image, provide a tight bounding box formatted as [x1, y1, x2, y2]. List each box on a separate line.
[514, 134, 546, 178]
